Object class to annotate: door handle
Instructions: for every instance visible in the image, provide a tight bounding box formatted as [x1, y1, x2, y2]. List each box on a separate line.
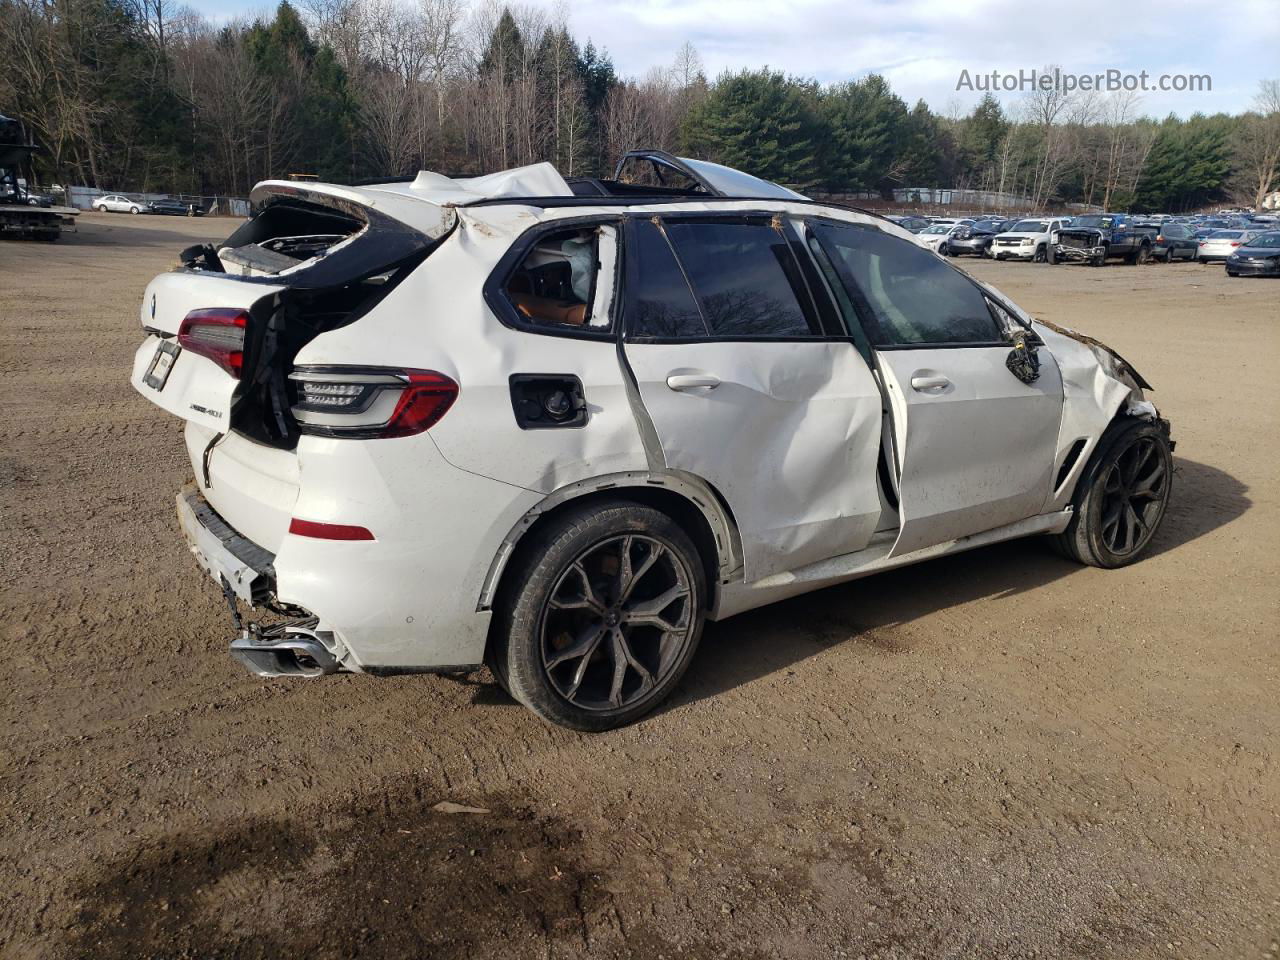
[666, 373, 721, 391]
[910, 375, 951, 391]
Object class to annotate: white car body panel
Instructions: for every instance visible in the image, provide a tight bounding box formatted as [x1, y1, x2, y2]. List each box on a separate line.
[876, 345, 1064, 555]
[624, 339, 884, 579]
[1197, 233, 1256, 260]
[913, 227, 954, 253]
[989, 219, 1065, 259]
[130, 273, 286, 432]
[127, 167, 1166, 679]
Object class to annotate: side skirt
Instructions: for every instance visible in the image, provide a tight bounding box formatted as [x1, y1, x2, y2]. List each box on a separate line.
[713, 509, 1073, 620]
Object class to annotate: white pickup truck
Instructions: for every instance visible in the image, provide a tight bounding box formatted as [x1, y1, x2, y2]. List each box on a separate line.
[989, 217, 1068, 262]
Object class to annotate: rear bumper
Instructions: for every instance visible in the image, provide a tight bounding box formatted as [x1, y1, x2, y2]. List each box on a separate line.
[174, 435, 540, 674]
[177, 485, 275, 604]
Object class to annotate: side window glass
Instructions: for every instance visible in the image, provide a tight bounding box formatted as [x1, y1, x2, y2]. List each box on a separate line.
[812, 222, 1004, 346]
[806, 231, 873, 361]
[505, 225, 616, 330]
[664, 220, 822, 338]
[625, 218, 707, 340]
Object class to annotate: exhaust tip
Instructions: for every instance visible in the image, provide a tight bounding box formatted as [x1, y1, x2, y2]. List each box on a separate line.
[230, 628, 340, 677]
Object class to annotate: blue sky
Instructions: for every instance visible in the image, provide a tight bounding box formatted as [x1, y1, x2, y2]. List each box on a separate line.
[218, 0, 1278, 118]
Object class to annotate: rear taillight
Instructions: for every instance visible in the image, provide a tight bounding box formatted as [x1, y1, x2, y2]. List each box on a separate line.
[289, 367, 457, 439]
[178, 308, 248, 378]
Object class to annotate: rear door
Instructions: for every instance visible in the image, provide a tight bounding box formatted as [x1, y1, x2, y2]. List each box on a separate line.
[620, 214, 884, 580]
[810, 219, 1064, 557]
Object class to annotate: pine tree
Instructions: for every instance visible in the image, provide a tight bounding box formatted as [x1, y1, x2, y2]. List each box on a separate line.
[682, 69, 820, 188]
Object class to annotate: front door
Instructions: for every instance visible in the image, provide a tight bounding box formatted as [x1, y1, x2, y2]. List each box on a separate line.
[810, 219, 1064, 556]
[620, 214, 885, 580]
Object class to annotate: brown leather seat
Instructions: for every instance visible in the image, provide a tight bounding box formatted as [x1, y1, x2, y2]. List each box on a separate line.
[510, 292, 587, 326]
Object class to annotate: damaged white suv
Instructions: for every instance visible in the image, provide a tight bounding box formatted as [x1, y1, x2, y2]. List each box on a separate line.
[131, 150, 1174, 730]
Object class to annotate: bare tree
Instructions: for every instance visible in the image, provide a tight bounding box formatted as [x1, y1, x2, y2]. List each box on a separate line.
[1234, 79, 1280, 209]
[1022, 64, 1077, 208]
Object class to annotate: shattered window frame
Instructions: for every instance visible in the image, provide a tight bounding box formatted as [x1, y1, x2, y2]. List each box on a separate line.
[484, 215, 625, 342]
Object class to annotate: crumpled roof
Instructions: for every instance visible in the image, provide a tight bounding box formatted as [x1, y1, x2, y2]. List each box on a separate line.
[373, 162, 573, 205]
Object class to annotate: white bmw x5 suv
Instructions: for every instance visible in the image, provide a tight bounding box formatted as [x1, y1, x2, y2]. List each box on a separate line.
[131, 150, 1174, 730]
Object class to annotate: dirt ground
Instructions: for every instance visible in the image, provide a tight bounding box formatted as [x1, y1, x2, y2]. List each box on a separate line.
[1, 213, 1277, 960]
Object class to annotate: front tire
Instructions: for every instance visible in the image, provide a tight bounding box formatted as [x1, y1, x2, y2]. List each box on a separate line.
[130, 206, 140, 214]
[1053, 418, 1173, 568]
[489, 500, 707, 731]
[1033, 244, 1047, 263]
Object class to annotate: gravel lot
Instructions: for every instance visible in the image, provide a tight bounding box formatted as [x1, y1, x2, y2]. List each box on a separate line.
[2, 213, 1277, 959]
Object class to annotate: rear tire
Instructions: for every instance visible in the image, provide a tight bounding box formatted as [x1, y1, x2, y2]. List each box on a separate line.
[488, 500, 707, 731]
[1053, 418, 1173, 569]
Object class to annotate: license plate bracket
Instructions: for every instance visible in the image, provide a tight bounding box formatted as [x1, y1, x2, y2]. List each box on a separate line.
[144, 340, 181, 390]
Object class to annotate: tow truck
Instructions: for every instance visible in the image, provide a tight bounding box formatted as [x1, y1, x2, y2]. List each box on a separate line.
[0, 113, 79, 241]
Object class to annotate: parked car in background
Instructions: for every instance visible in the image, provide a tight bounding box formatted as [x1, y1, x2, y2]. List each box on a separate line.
[1197, 229, 1263, 263]
[127, 153, 1174, 730]
[990, 217, 1068, 262]
[943, 218, 1005, 257]
[886, 215, 931, 233]
[1225, 231, 1280, 276]
[1152, 222, 1199, 261]
[148, 197, 203, 217]
[913, 222, 955, 253]
[1056, 214, 1156, 266]
[94, 194, 143, 214]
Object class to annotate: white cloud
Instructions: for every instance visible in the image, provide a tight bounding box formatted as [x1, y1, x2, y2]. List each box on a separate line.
[212, 0, 1279, 116]
[545, 0, 1279, 116]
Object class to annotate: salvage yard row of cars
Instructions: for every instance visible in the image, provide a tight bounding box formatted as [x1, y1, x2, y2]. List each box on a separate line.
[889, 210, 1280, 276]
[130, 150, 1179, 730]
[91, 193, 204, 216]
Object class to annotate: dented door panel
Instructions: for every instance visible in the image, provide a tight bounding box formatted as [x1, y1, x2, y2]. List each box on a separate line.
[625, 340, 884, 580]
[877, 345, 1064, 557]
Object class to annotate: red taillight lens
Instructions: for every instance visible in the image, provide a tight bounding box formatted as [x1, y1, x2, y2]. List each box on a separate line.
[289, 367, 457, 439]
[381, 372, 458, 438]
[1230, 242, 1241, 247]
[178, 308, 248, 378]
[288, 518, 375, 540]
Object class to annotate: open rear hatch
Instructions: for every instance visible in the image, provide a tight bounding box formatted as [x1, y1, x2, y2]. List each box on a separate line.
[130, 183, 454, 548]
[132, 182, 453, 441]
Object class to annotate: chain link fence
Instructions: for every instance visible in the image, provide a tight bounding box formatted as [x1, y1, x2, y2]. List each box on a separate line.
[66, 186, 249, 217]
